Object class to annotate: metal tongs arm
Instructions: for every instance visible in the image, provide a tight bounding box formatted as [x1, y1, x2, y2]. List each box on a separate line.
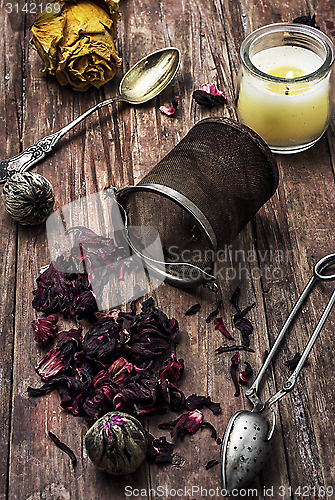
[245, 253, 335, 411]
[265, 287, 335, 408]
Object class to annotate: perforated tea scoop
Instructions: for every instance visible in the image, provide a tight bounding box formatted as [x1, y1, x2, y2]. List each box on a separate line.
[221, 253, 335, 494]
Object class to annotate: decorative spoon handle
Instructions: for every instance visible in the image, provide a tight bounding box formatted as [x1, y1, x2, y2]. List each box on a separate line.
[0, 96, 117, 183]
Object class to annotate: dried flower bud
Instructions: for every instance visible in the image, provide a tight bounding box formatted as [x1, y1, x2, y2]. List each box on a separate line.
[159, 98, 178, 116]
[193, 83, 227, 107]
[2, 172, 55, 225]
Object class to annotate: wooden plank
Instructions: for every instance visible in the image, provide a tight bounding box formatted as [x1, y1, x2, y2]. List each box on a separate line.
[0, 5, 25, 499]
[4, 0, 335, 499]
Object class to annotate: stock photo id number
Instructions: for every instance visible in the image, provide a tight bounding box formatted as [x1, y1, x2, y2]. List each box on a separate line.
[5, 2, 61, 14]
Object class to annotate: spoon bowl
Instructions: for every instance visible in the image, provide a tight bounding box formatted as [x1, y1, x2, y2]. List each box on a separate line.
[119, 48, 180, 104]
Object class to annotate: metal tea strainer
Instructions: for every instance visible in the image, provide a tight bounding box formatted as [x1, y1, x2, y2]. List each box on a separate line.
[221, 253, 335, 494]
[115, 117, 278, 289]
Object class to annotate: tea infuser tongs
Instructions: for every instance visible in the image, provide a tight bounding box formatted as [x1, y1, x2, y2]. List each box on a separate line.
[221, 252, 335, 494]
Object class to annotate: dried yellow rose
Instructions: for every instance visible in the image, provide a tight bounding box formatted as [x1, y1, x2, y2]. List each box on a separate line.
[31, 0, 122, 91]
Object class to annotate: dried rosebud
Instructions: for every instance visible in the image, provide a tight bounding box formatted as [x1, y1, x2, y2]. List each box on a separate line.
[159, 98, 178, 116]
[193, 83, 227, 107]
[32, 314, 58, 343]
[293, 14, 317, 27]
[31, 0, 122, 92]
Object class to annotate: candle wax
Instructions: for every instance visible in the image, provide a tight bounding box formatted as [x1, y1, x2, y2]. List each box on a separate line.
[237, 46, 330, 147]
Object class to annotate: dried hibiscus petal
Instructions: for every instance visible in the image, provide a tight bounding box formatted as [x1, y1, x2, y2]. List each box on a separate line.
[159, 98, 178, 116]
[230, 351, 240, 397]
[158, 409, 204, 438]
[32, 314, 58, 343]
[215, 345, 255, 354]
[185, 303, 201, 316]
[48, 431, 77, 467]
[293, 14, 316, 27]
[206, 459, 219, 470]
[146, 433, 174, 463]
[158, 354, 184, 383]
[32, 262, 76, 316]
[35, 327, 82, 381]
[284, 352, 301, 371]
[185, 394, 221, 414]
[201, 421, 218, 440]
[205, 300, 222, 323]
[230, 287, 255, 347]
[70, 290, 98, 320]
[239, 361, 253, 384]
[214, 317, 234, 340]
[193, 83, 227, 107]
[107, 357, 133, 387]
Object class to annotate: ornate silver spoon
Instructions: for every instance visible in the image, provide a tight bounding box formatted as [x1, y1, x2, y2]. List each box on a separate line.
[0, 47, 180, 183]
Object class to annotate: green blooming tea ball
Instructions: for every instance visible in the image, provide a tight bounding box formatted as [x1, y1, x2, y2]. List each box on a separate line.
[2, 172, 55, 225]
[85, 412, 147, 475]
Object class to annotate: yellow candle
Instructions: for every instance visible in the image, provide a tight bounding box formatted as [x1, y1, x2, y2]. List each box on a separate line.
[237, 46, 331, 150]
[236, 24, 335, 153]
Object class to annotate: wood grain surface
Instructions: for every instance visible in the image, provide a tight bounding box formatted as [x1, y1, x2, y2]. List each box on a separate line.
[0, 0, 334, 499]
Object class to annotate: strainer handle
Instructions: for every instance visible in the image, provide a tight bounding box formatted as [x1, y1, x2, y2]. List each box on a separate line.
[246, 252, 335, 410]
[265, 286, 335, 408]
[245, 274, 316, 410]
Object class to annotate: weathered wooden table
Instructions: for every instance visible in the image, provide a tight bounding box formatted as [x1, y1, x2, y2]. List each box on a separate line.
[1, 0, 335, 499]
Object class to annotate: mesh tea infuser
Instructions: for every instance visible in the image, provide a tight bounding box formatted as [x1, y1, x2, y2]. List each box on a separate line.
[221, 253, 335, 494]
[115, 117, 279, 289]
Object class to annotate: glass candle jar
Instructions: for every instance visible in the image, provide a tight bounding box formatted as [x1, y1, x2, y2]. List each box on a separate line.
[236, 23, 335, 154]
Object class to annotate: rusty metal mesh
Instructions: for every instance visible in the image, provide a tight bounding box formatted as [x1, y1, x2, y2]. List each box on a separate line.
[117, 117, 278, 285]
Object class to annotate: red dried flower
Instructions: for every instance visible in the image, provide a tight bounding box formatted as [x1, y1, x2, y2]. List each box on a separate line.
[158, 409, 204, 437]
[146, 433, 174, 463]
[159, 98, 178, 116]
[193, 83, 227, 107]
[214, 317, 234, 340]
[239, 361, 253, 384]
[107, 357, 133, 387]
[185, 394, 221, 414]
[35, 327, 82, 381]
[205, 300, 222, 323]
[158, 354, 184, 383]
